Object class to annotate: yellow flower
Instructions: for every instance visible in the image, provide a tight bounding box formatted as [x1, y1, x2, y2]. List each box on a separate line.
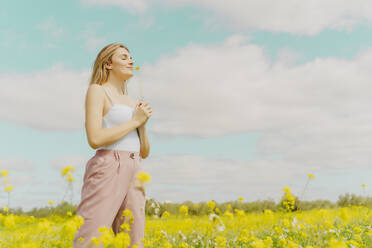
[263, 237, 273, 247]
[136, 171, 151, 183]
[215, 207, 221, 214]
[161, 211, 170, 219]
[361, 183, 366, 188]
[207, 200, 216, 211]
[237, 196, 244, 202]
[283, 187, 291, 194]
[90, 237, 100, 247]
[67, 211, 72, 216]
[1, 169, 8, 178]
[121, 209, 134, 225]
[2, 206, 9, 213]
[215, 235, 227, 247]
[329, 238, 347, 248]
[223, 210, 233, 219]
[120, 222, 131, 232]
[66, 176, 75, 182]
[4, 184, 14, 192]
[48, 200, 55, 205]
[135, 66, 140, 71]
[308, 173, 315, 180]
[61, 165, 75, 177]
[179, 242, 188, 248]
[179, 205, 188, 216]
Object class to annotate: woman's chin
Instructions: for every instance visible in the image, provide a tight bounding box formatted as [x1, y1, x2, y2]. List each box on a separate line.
[120, 72, 133, 79]
[125, 74, 133, 80]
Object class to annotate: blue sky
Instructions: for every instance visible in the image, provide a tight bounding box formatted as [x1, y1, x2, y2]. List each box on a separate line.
[1, 0, 372, 211]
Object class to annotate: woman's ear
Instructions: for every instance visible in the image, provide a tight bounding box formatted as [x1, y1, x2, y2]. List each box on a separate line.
[104, 62, 112, 70]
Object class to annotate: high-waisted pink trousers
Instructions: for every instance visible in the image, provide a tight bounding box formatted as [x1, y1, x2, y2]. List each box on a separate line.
[73, 149, 146, 248]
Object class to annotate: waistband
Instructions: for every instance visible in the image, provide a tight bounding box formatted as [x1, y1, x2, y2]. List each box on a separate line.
[95, 149, 141, 160]
[95, 149, 142, 174]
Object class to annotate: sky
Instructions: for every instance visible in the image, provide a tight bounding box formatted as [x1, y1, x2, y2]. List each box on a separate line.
[1, 0, 372, 212]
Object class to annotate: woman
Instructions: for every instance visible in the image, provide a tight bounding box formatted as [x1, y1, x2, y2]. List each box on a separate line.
[73, 43, 152, 248]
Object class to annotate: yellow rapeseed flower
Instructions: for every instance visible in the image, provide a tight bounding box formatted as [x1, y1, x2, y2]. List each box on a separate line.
[215, 235, 227, 247]
[136, 172, 151, 183]
[48, 200, 55, 205]
[66, 176, 75, 182]
[223, 210, 233, 219]
[283, 187, 291, 194]
[2, 205, 9, 213]
[361, 183, 366, 188]
[90, 237, 100, 247]
[308, 173, 315, 180]
[162, 211, 170, 219]
[329, 238, 347, 248]
[121, 209, 134, 225]
[61, 165, 75, 177]
[207, 200, 216, 211]
[135, 66, 140, 71]
[120, 222, 131, 232]
[1, 169, 8, 178]
[4, 184, 14, 192]
[179, 205, 188, 216]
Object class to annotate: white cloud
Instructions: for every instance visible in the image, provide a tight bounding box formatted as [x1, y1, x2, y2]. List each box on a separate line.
[81, 0, 372, 35]
[81, 0, 148, 14]
[2, 34, 372, 171]
[156, 0, 372, 35]
[0, 62, 89, 130]
[1, 34, 372, 209]
[139, 34, 372, 173]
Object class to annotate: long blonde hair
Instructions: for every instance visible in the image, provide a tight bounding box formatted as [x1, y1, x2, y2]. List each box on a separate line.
[89, 43, 131, 95]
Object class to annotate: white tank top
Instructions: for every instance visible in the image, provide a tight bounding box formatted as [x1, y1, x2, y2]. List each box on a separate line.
[96, 86, 140, 152]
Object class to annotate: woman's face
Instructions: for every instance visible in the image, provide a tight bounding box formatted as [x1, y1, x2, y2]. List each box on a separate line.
[106, 47, 134, 79]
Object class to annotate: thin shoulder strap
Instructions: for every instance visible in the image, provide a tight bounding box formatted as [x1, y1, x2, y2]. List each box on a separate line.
[102, 86, 114, 105]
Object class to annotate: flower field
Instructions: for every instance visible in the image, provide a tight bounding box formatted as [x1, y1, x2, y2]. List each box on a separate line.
[0, 203, 371, 247]
[0, 169, 371, 247]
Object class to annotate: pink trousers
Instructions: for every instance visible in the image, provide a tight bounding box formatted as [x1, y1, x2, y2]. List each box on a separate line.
[73, 149, 146, 248]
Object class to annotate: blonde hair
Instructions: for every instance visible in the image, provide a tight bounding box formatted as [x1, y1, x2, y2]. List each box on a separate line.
[89, 43, 131, 95]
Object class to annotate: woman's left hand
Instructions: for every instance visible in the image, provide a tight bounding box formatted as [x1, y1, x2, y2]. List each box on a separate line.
[136, 101, 152, 125]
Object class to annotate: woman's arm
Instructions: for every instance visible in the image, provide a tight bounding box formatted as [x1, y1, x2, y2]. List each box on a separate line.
[137, 124, 150, 159]
[85, 84, 142, 149]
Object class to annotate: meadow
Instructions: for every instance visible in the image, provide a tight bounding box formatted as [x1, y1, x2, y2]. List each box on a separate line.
[0, 169, 371, 247]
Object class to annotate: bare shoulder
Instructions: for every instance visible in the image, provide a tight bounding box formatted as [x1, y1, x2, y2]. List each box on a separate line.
[86, 84, 104, 104]
[87, 84, 104, 95]
[88, 83, 104, 92]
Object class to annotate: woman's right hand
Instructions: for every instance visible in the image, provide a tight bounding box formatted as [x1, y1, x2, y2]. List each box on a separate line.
[132, 101, 152, 125]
